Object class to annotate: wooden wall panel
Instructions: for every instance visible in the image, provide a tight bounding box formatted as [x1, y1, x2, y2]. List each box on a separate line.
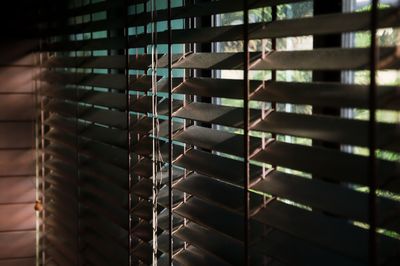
[0, 39, 37, 262]
[0, 258, 36, 266]
[0, 177, 35, 203]
[0, 204, 36, 231]
[0, 122, 34, 148]
[0, 67, 37, 93]
[0, 150, 35, 177]
[0, 231, 35, 259]
[0, 94, 35, 121]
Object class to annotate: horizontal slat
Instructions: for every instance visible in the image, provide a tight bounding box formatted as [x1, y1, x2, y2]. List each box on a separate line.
[79, 159, 128, 189]
[173, 196, 245, 241]
[251, 170, 400, 233]
[252, 200, 399, 262]
[173, 245, 231, 266]
[130, 116, 153, 134]
[80, 140, 128, 168]
[43, 88, 126, 109]
[82, 229, 128, 265]
[253, 230, 364, 266]
[132, 158, 152, 179]
[158, 185, 184, 209]
[44, 17, 124, 37]
[174, 222, 243, 266]
[132, 200, 152, 221]
[174, 102, 400, 152]
[157, 233, 183, 255]
[43, 37, 125, 52]
[132, 8, 400, 45]
[46, 55, 125, 69]
[132, 178, 152, 199]
[174, 173, 262, 215]
[80, 221, 127, 251]
[46, 54, 157, 70]
[46, 121, 126, 149]
[173, 102, 259, 129]
[79, 123, 127, 148]
[80, 190, 128, 230]
[252, 140, 400, 192]
[47, 118, 124, 150]
[130, 116, 183, 139]
[45, 124, 129, 169]
[128, 0, 305, 27]
[174, 148, 262, 186]
[132, 222, 152, 242]
[174, 77, 400, 110]
[132, 137, 183, 161]
[38, 0, 123, 25]
[158, 208, 183, 232]
[174, 125, 260, 157]
[173, 77, 258, 99]
[165, 47, 400, 70]
[130, 95, 182, 115]
[82, 208, 128, 245]
[41, 72, 126, 90]
[45, 234, 77, 265]
[251, 81, 400, 110]
[132, 242, 152, 265]
[252, 111, 400, 152]
[81, 172, 128, 208]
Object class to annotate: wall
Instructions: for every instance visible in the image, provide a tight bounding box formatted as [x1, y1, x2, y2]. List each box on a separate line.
[0, 38, 38, 266]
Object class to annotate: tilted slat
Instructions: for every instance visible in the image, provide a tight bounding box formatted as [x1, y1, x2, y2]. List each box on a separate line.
[43, 37, 125, 52]
[132, 221, 152, 242]
[79, 158, 128, 189]
[132, 158, 153, 179]
[252, 200, 399, 262]
[132, 178, 152, 199]
[174, 148, 262, 186]
[173, 196, 246, 241]
[128, 0, 306, 27]
[252, 170, 400, 233]
[252, 111, 400, 152]
[173, 244, 231, 266]
[131, 200, 152, 221]
[250, 81, 400, 110]
[174, 102, 400, 152]
[130, 95, 182, 115]
[174, 125, 260, 157]
[79, 123, 127, 148]
[174, 222, 244, 266]
[173, 77, 257, 99]
[82, 209, 128, 246]
[81, 229, 129, 265]
[132, 242, 152, 265]
[41, 71, 126, 91]
[132, 8, 400, 45]
[253, 230, 364, 266]
[174, 173, 262, 214]
[173, 102, 259, 128]
[45, 100, 127, 128]
[165, 47, 400, 70]
[251, 140, 400, 192]
[46, 55, 126, 69]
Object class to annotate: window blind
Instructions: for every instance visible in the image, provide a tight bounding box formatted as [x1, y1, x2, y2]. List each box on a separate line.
[38, 0, 400, 265]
